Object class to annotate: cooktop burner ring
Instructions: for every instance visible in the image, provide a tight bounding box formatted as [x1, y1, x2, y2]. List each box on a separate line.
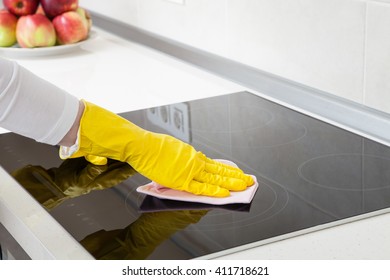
[297, 153, 390, 191]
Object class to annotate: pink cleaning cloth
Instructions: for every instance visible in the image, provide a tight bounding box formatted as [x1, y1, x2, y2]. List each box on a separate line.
[136, 160, 258, 205]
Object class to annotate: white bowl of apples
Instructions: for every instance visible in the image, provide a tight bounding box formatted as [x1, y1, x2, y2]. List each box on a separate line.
[0, 0, 94, 57]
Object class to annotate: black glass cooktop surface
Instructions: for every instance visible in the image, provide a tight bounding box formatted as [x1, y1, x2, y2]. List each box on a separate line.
[1, 91, 390, 259]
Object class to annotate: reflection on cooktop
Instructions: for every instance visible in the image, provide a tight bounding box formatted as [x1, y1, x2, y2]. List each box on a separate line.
[1, 91, 390, 259]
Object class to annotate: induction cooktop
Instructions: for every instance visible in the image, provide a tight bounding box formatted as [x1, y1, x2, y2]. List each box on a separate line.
[1, 91, 390, 260]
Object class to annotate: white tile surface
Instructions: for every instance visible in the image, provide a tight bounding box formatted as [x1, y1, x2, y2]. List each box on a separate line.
[82, 0, 228, 56]
[226, 0, 366, 103]
[81, 0, 139, 25]
[137, 0, 228, 56]
[364, 1, 390, 113]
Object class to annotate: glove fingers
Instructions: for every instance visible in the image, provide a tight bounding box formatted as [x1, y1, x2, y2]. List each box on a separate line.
[204, 161, 254, 186]
[194, 170, 247, 191]
[187, 180, 230, 197]
[204, 156, 243, 172]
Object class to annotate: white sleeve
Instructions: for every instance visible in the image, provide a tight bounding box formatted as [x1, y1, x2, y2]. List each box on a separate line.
[0, 57, 80, 145]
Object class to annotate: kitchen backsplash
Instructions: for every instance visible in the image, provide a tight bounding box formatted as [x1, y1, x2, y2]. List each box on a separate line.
[79, 0, 390, 115]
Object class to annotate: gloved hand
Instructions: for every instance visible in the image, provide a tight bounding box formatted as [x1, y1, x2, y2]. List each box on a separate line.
[60, 100, 254, 197]
[11, 158, 136, 210]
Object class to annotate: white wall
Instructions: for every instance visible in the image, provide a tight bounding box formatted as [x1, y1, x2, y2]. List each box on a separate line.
[78, 0, 390, 114]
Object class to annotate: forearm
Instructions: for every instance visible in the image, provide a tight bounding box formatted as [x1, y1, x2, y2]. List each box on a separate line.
[0, 57, 80, 146]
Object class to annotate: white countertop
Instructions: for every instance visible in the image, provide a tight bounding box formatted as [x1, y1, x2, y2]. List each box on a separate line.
[1, 28, 390, 259]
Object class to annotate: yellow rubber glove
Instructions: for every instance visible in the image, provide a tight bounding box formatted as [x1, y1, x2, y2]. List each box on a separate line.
[60, 100, 254, 197]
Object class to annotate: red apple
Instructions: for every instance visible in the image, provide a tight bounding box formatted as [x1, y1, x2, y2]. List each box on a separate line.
[16, 14, 56, 48]
[3, 0, 39, 16]
[40, 0, 78, 19]
[76, 7, 92, 32]
[0, 9, 17, 47]
[52, 10, 88, 45]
